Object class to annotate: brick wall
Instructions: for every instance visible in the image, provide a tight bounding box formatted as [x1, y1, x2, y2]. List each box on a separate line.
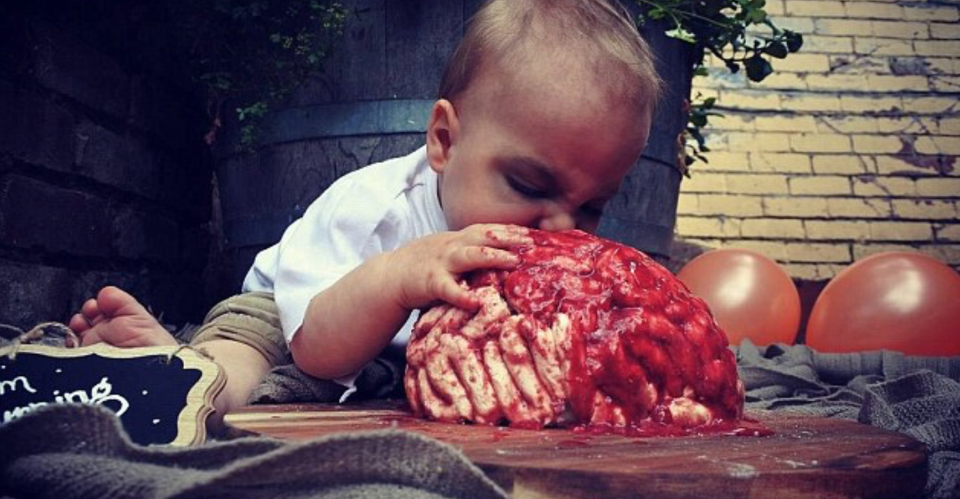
[0, 2, 212, 330]
[678, 0, 960, 280]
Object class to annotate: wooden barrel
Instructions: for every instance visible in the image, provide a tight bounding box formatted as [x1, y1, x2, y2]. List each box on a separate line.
[216, 0, 692, 290]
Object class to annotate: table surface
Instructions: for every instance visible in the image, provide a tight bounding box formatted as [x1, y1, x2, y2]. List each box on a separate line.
[226, 400, 927, 499]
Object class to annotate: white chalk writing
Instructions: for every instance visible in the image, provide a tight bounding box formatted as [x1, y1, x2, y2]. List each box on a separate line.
[2, 376, 129, 424]
[0, 376, 37, 396]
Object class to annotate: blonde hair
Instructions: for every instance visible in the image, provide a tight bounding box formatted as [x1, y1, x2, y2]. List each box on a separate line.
[439, 0, 662, 115]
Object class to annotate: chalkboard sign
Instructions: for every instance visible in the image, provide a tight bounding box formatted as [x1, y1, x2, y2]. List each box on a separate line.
[0, 344, 223, 446]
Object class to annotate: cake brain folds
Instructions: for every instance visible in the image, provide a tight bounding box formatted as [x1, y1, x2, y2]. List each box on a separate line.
[404, 229, 745, 430]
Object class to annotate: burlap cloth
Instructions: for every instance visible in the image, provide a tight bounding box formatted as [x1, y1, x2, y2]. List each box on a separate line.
[2, 324, 958, 499]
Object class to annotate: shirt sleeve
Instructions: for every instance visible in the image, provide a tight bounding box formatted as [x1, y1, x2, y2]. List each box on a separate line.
[273, 174, 394, 344]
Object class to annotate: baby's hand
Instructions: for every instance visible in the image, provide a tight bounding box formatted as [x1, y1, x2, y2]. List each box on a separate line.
[388, 224, 532, 311]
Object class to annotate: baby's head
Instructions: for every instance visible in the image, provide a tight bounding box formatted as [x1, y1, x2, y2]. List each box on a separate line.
[426, 0, 661, 234]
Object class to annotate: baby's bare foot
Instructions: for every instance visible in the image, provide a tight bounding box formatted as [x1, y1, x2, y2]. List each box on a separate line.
[68, 286, 178, 347]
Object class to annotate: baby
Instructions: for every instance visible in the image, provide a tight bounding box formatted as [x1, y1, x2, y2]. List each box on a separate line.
[70, 0, 661, 419]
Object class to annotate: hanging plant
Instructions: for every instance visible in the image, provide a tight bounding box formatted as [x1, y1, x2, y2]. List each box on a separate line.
[168, 0, 350, 150]
[635, 0, 804, 172]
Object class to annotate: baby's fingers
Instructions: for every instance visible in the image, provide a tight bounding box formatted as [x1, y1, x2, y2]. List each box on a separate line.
[465, 224, 532, 248]
[449, 246, 520, 273]
[433, 276, 480, 310]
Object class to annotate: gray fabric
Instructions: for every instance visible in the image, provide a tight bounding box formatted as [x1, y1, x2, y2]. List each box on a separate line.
[248, 356, 404, 405]
[0, 403, 509, 499]
[735, 340, 960, 499]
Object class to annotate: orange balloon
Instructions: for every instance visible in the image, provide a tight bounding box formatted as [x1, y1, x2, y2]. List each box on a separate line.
[805, 252, 960, 356]
[678, 248, 800, 346]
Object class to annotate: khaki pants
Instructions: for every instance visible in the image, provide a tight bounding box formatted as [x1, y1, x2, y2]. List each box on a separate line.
[190, 292, 288, 367]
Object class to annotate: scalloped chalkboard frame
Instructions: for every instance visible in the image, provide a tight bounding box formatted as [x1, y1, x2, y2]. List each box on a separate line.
[0, 344, 223, 446]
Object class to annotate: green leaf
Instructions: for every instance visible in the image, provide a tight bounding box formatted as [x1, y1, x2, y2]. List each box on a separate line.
[745, 55, 773, 81]
[665, 27, 697, 44]
[694, 66, 709, 77]
[765, 41, 788, 58]
[785, 31, 804, 52]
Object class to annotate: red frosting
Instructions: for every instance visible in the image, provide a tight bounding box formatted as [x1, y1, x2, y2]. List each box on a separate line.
[405, 229, 744, 430]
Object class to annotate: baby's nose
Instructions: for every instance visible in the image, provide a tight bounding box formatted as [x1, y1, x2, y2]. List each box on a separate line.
[538, 211, 576, 232]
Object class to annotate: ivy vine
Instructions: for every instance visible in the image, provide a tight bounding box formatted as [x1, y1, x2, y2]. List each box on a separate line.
[168, 0, 349, 150]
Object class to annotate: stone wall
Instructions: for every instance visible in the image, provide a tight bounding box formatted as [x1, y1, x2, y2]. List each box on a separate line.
[677, 0, 960, 279]
[0, 2, 212, 330]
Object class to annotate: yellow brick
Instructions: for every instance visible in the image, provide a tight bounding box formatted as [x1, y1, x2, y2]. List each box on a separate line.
[938, 224, 960, 242]
[681, 172, 727, 193]
[782, 263, 821, 280]
[845, 2, 903, 19]
[790, 175, 852, 195]
[818, 116, 879, 134]
[891, 199, 959, 220]
[901, 96, 959, 114]
[750, 152, 813, 173]
[785, 1, 846, 17]
[915, 41, 960, 57]
[814, 19, 873, 36]
[931, 23, 960, 40]
[853, 38, 916, 56]
[726, 173, 791, 194]
[754, 116, 819, 132]
[791, 134, 852, 153]
[694, 151, 751, 172]
[916, 177, 960, 197]
[741, 218, 806, 238]
[813, 154, 872, 174]
[904, 5, 960, 22]
[915, 136, 960, 155]
[826, 197, 892, 218]
[718, 91, 782, 111]
[875, 117, 931, 134]
[806, 74, 871, 91]
[771, 53, 832, 73]
[868, 221, 934, 240]
[852, 135, 905, 154]
[783, 93, 842, 112]
[765, 0, 785, 16]
[774, 17, 816, 34]
[802, 35, 855, 53]
[927, 58, 958, 76]
[871, 21, 929, 39]
[676, 217, 741, 238]
[828, 54, 888, 74]
[875, 155, 944, 176]
[763, 196, 829, 217]
[853, 176, 917, 196]
[785, 242, 851, 262]
[931, 75, 960, 93]
[728, 132, 792, 152]
[697, 194, 765, 217]
[734, 240, 789, 260]
[749, 73, 808, 91]
[840, 95, 902, 113]
[939, 118, 960, 136]
[852, 243, 916, 261]
[866, 75, 930, 92]
[711, 114, 756, 131]
[676, 193, 699, 215]
[805, 220, 871, 240]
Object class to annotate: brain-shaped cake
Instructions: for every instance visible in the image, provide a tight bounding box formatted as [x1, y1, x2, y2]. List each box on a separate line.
[404, 229, 744, 429]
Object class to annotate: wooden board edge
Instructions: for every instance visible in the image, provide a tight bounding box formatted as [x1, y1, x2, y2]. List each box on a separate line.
[0, 343, 224, 447]
[170, 347, 225, 446]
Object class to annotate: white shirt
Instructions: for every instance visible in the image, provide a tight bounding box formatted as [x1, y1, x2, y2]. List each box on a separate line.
[242, 146, 447, 395]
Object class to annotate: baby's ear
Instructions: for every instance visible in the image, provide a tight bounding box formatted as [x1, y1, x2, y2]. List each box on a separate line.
[426, 99, 458, 174]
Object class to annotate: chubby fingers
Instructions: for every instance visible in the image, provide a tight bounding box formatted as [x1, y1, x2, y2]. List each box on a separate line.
[463, 224, 533, 248]
[448, 246, 520, 274]
[430, 274, 480, 311]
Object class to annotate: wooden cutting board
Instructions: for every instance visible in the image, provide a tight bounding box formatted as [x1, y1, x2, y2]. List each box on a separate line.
[225, 401, 926, 499]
